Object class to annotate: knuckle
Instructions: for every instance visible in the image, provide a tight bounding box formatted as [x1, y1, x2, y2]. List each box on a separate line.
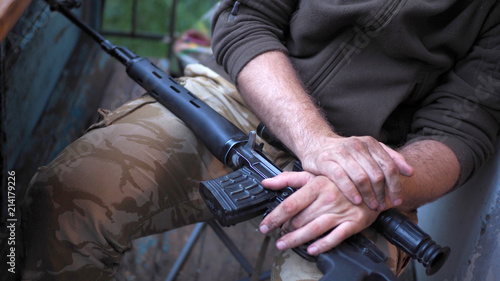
[383, 162, 399, 175]
[310, 223, 325, 237]
[332, 227, 350, 242]
[344, 137, 364, 150]
[352, 173, 369, 186]
[322, 215, 338, 229]
[281, 198, 297, 214]
[289, 217, 302, 230]
[281, 221, 292, 234]
[372, 171, 385, 185]
[331, 165, 346, 179]
[360, 135, 377, 144]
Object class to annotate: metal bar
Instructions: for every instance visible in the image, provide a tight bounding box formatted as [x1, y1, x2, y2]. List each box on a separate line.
[97, 0, 178, 63]
[131, 0, 137, 36]
[98, 0, 104, 31]
[250, 235, 270, 281]
[238, 271, 271, 281]
[100, 29, 166, 40]
[208, 220, 254, 275]
[165, 222, 207, 281]
[167, 0, 177, 61]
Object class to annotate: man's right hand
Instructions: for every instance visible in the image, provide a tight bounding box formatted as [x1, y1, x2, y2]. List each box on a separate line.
[299, 134, 414, 210]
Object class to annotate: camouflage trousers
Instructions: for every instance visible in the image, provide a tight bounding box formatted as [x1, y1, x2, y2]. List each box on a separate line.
[21, 64, 412, 281]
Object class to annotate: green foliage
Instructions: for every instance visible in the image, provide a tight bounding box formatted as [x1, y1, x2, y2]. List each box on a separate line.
[101, 0, 217, 59]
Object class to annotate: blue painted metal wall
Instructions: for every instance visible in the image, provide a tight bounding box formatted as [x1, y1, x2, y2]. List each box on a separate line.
[1, 0, 110, 279]
[3, 0, 82, 172]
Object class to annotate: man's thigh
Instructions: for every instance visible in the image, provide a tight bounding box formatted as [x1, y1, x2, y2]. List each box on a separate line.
[21, 64, 263, 279]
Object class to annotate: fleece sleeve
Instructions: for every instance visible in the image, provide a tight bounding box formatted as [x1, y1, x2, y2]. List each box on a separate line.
[211, 0, 299, 83]
[407, 3, 500, 186]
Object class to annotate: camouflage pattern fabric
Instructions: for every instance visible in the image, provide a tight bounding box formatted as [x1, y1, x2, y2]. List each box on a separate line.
[21, 64, 411, 281]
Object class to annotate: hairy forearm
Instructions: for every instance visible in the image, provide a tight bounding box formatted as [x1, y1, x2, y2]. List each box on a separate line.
[237, 51, 338, 159]
[395, 140, 460, 212]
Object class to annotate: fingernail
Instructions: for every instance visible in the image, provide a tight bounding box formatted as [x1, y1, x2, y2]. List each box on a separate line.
[260, 224, 269, 234]
[308, 245, 319, 255]
[369, 199, 379, 210]
[277, 241, 287, 250]
[393, 198, 402, 206]
[353, 195, 362, 204]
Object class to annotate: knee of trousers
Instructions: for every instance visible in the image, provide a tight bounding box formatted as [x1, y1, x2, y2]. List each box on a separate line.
[21, 164, 126, 280]
[21, 98, 222, 279]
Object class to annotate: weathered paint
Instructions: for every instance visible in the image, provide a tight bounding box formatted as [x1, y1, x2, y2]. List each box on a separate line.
[1, 1, 111, 278]
[1, 0, 110, 201]
[415, 142, 500, 281]
[4, 1, 82, 171]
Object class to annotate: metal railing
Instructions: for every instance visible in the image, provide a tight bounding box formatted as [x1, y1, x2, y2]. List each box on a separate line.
[98, 0, 178, 61]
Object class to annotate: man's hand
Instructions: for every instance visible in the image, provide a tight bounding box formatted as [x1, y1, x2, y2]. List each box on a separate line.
[258, 171, 381, 256]
[300, 135, 414, 210]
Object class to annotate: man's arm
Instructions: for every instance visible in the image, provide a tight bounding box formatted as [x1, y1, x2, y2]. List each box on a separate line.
[237, 51, 413, 210]
[396, 140, 459, 212]
[236, 51, 460, 256]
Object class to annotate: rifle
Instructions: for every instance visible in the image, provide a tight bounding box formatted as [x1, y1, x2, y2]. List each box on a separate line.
[48, 1, 450, 279]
